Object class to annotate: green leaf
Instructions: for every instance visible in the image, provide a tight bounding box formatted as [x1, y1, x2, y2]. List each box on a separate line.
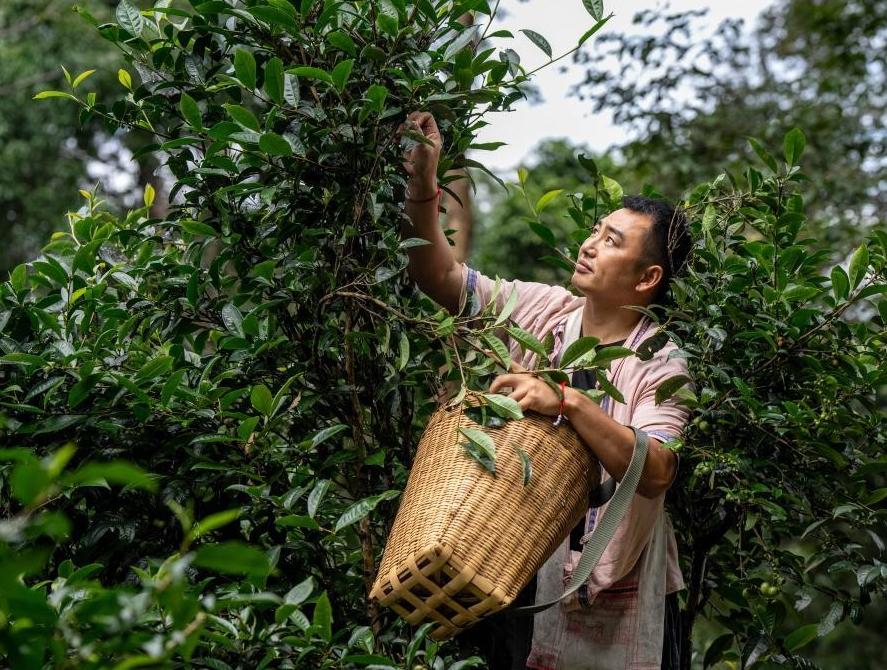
[64, 461, 157, 492]
[582, 0, 604, 21]
[848, 242, 869, 289]
[560, 335, 601, 368]
[334, 490, 399, 532]
[310, 424, 349, 448]
[365, 83, 388, 112]
[307, 479, 330, 518]
[285, 576, 314, 606]
[702, 632, 733, 668]
[136, 355, 173, 381]
[590, 345, 634, 367]
[72, 69, 96, 89]
[459, 427, 497, 462]
[288, 66, 332, 84]
[312, 592, 333, 642]
[482, 393, 524, 420]
[234, 49, 257, 89]
[161, 369, 186, 405]
[247, 5, 299, 32]
[192, 541, 271, 577]
[73, 240, 103, 274]
[514, 445, 532, 486]
[251, 384, 273, 416]
[655, 374, 692, 405]
[259, 132, 293, 156]
[283, 73, 300, 106]
[276, 515, 319, 529]
[748, 137, 778, 173]
[116, 0, 144, 37]
[224, 104, 260, 131]
[181, 220, 217, 237]
[494, 287, 519, 326]
[405, 623, 436, 668]
[578, 15, 613, 46]
[506, 326, 547, 357]
[118, 68, 132, 90]
[33, 90, 78, 101]
[1, 353, 47, 367]
[397, 331, 409, 371]
[264, 57, 284, 104]
[482, 333, 512, 371]
[601, 174, 623, 202]
[535, 189, 563, 212]
[186, 509, 241, 544]
[520, 29, 552, 58]
[702, 205, 717, 232]
[595, 370, 625, 404]
[830, 265, 849, 301]
[11, 462, 51, 505]
[783, 127, 806, 166]
[331, 59, 354, 91]
[179, 92, 203, 130]
[785, 623, 819, 651]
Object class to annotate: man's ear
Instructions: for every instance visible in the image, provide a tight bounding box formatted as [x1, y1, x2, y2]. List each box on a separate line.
[636, 264, 664, 295]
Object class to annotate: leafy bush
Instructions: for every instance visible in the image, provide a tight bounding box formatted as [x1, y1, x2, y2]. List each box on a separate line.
[2, 1, 885, 669]
[0, 1, 609, 668]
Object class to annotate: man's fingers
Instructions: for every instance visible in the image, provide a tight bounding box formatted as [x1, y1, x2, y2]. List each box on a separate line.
[490, 373, 522, 394]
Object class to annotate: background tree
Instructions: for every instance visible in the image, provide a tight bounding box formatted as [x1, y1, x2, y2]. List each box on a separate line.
[0, 0, 168, 276]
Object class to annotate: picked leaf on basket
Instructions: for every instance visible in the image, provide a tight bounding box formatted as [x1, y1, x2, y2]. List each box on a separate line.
[464, 404, 506, 428]
[514, 445, 533, 486]
[459, 427, 497, 475]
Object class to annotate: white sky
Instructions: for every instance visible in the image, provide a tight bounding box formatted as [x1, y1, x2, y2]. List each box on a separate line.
[474, 0, 777, 177]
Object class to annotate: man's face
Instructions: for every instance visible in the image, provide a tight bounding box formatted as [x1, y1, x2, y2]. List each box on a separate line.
[570, 208, 658, 303]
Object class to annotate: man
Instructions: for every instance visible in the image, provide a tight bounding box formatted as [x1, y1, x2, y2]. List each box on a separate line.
[401, 111, 693, 670]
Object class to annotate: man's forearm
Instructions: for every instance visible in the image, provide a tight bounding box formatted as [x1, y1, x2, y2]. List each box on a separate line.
[563, 387, 677, 498]
[402, 178, 462, 313]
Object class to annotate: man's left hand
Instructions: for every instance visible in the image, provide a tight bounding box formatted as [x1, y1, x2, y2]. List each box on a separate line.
[489, 364, 563, 416]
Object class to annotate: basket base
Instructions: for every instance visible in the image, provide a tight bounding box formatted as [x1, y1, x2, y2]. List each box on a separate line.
[370, 542, 514, 640]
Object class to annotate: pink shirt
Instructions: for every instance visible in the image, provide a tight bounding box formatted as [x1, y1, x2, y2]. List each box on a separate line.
[460, 265, 690, 670]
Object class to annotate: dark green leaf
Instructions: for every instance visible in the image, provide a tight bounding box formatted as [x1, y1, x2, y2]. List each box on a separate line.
[848, 242, 869, 289]
[259, 132, 293, 156]
[264, 57, 284, 104]
[783, 127, 806, 166]
[64, 461, 157, 492]
[560, 336, 601, 368]
[655, 374, 692, 405]
[224, 104, 260, 131]
[234, 49, 257, 89]
[334, 490, 399, 532]
[179, 92, 202, 130]
[506, 326, 547, 357]
[582, 0, 604, 21]
[192, 541, 271, 577]
[251, 384, 272, 416]
[116, 0, 143, 37]
[482, 393, 524, 420]
[520, 29, 552, 58]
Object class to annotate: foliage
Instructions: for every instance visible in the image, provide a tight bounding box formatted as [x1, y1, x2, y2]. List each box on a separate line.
[0, 0, 143, 276]
[0, 1, 610, 668]
[571, 0, 885, 254]
[506, 135, 887, 669]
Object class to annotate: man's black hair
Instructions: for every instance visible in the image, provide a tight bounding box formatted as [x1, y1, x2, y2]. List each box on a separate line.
[621, 195, 692, 305]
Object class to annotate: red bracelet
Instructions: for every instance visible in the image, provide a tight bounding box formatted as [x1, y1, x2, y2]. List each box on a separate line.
[552, 380, 569, 426]
[406, 186, 441, 203]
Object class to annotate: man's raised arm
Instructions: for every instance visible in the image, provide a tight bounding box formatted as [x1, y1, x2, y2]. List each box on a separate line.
[400, 111, 464, 314]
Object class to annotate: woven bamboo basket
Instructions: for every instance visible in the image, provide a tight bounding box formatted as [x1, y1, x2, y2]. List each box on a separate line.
[370, 400, 599, 640]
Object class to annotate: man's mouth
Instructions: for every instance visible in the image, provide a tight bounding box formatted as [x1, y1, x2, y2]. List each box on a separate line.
[576, 259, 593, 274]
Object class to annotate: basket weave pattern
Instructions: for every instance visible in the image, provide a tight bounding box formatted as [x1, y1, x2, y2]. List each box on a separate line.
[371, 401, 599, 639]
